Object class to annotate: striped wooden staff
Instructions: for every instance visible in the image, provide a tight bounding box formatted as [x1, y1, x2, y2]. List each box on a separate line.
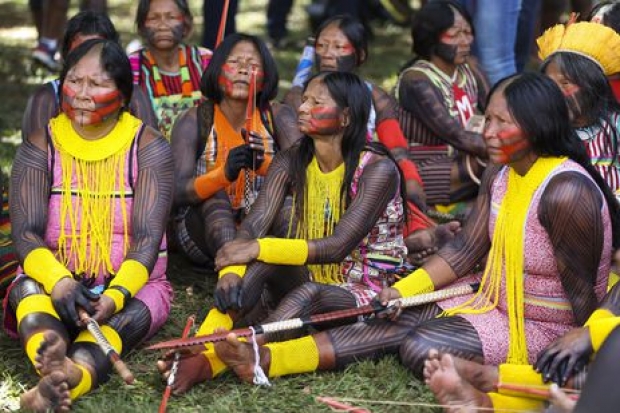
[78, 309, 134, 384]
[145, 283, 479, 351]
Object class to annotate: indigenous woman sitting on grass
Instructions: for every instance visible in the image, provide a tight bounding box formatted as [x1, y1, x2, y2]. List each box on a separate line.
[171, 33, 299, 269]
[284, 14, 460, 264]
[130, 0, 212, 139]
[539, 21, 620, 202]
[422, 280, 620, 413]
[207, 73, 619, 400]
[21, 10, 157, 141]
[157, 71, 409, 393]
[395, 0, 490, 213]
[4, 39, 174, 411]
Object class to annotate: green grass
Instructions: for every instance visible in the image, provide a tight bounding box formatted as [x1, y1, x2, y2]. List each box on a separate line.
[0, 0, 438, 411]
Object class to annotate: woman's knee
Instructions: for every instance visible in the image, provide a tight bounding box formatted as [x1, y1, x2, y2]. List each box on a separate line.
[399, 327, 436, 378]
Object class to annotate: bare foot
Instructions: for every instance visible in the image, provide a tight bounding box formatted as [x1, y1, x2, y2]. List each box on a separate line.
[156, 350, 213, 395]
[214, 332, 269, 384]
[406, 221, 461, 265]
[20, 370, 71, 412]
[424, 349, 497, 393]
[35, 331, 82, 388]
[428, 353, 490, 413]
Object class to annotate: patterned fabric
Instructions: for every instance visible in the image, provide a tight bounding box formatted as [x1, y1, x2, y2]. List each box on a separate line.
[198, 104, 275, 212]
[175, 102, 276, 264]
[4, 119, 172, 338]
[576, 112, 620, 202]
[437, 160, 611, 365]
[395, 60, 480, 149]
[129, 44, 211, 139]
[0, 187, 17, 299]
[337, 152, 408, 305]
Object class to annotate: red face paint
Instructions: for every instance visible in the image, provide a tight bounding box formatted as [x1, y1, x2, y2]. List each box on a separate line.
[303, 107, 342, 135]
[494, 127, 531, 163]
[61, 84, 123, 126]
[218, 63, 236, 96]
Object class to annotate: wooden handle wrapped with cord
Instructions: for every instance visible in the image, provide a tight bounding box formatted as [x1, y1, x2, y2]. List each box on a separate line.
[78, 309, 134, 385]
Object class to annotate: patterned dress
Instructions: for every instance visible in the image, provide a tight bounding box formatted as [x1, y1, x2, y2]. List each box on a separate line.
[338, 152, 408, 305]
[576, 113, 620, 202]
[129, 44, 211, 139]
[3, 114, 172, 339]
[436, 160, 611, 365]
[395, 60, 483, 204]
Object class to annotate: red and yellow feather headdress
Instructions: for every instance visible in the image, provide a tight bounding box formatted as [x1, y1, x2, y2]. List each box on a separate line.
[537, 20, 620, 75]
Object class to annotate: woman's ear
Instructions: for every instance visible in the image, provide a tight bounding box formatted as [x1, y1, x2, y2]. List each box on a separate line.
[357, 50, 367, 66]
[341, 107, 351, 127]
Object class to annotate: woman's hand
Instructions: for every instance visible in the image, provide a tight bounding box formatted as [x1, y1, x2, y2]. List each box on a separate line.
[51, 277, 99, 327]
[214, 273, 243, 312]
[215, 239, 260, 270]
[371, 287, 403, 321]
[243, 129, 265, 172]
[534, 327, 593, 386]
[91, 294, 117, 325]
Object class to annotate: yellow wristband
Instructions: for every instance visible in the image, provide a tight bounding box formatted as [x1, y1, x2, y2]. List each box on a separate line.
[588, 317, 620, 352]
[257, 238, 308, 265]
[218, 265, 247, 280]
[108, 259, 149, 305]
[102, 288, 124, 313]
[23, 248, 72, 294]
[585, 308, 615, 327]
[393, 268, 435, 298]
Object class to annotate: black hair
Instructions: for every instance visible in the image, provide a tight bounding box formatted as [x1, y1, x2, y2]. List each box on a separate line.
[289, 71, 407, 226]
[589, 1, 620, 33]
[60, 39, 133, 107]
[313, 15, 369, 66]
[409, 0, 473, 60]
[61, 11, 119, 61]
[200, 33, 279, 109]
[135, 0, 193, 36]
[491, 72, 620, 247]
[541, 52, 620, 170]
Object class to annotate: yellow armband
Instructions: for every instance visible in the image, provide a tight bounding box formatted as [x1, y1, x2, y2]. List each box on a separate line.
[393, 268, 435, 298]
[23, 248, 72, 294]
[588, 317, 620, 352]
[218, 265, 247, 279]
[104, 260, 149, 313]
[585, 308, 615, 327]
[257, 238, 308, 265]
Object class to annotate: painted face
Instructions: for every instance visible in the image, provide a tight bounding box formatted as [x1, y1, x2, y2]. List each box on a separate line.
[436, 10, 473, 65]
[61, 50, 123, 126]
[142, 0, 187, 50]
[298, 78, 344, 136]
[483, 90, 531, 164]
[218, 41, 264, 101]
[544, 58, 585, 125]
[315, 23, 358, 73]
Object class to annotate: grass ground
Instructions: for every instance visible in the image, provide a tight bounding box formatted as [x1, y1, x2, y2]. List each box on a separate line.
[0, 0, 439, 411]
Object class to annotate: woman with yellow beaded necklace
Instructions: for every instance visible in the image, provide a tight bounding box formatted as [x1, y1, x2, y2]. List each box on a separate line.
[5, 39, 174, 410]
[156, 71, 409, 394]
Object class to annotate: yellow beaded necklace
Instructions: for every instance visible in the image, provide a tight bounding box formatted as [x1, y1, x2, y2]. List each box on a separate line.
[50, 112, 141, 276]
[442, 156, 567, 364]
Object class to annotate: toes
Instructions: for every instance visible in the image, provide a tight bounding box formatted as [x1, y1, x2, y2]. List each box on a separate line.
[156, 359, 171, 374]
